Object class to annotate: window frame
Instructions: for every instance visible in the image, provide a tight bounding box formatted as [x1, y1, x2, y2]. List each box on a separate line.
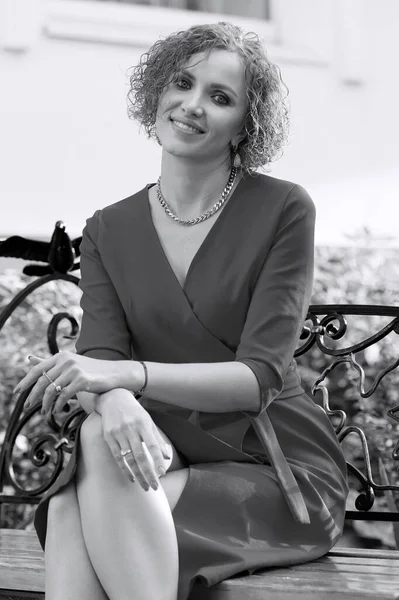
[44, 0, 327, 66]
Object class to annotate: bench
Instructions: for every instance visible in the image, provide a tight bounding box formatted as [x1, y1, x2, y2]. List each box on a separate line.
[1, 528, 399, 599]
[1, 224, 399, 598]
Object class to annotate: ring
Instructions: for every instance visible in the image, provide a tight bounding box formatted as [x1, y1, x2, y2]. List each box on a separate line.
[120, 450, 136, 483]
[121, 449, 133, 457]
[42, 371, 63, 395]
[42, 371, 54, 384]
[52, 382, 62, 394]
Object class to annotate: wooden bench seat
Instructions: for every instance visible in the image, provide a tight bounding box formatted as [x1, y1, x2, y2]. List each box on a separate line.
[1, 529, 399, 600]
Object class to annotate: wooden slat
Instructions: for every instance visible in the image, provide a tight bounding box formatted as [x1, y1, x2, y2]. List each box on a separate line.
[190, 552, 399, 600]
[0, 531, 44, 594]
[0, 592, 43, 599]
[2, 530, 399, 600]
[329, 546, 399, 560]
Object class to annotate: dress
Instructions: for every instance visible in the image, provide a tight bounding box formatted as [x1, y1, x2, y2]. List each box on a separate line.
[33, 172, 349, 600]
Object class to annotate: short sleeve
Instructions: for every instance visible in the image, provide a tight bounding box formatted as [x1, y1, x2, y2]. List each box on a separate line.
[235, 184, 316, 417]
[74, 209, 133, 361]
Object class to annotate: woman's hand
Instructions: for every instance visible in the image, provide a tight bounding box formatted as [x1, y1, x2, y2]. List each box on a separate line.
[13, 353, 126, 415]
[97, 388, 172, 491]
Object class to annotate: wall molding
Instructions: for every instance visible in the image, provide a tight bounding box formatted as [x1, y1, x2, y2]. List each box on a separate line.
[43, 0, 328, 67]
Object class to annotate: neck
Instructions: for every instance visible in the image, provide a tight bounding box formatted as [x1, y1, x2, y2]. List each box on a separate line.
[158, 153, 239, 220]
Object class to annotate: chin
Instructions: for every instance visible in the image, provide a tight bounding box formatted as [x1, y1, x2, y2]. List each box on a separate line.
[162, 139, 201, 158]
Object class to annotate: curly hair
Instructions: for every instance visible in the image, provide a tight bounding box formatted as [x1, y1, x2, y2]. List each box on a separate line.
[127, 22, 290, 176]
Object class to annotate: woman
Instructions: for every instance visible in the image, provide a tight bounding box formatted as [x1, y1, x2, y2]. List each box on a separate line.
[14, 22, 349, 600]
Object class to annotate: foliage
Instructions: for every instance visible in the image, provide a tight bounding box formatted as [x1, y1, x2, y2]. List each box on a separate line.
[1, 229, 399, 548]
[295, 233, 399, 549]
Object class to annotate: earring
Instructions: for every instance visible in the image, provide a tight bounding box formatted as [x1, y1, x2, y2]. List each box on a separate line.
[233, 151, 241, 169]
[155, 133, 162, 146]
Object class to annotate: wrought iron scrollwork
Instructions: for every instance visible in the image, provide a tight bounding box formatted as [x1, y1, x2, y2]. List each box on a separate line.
[297, 305, 399, 516]
[0, 222, 85, 509]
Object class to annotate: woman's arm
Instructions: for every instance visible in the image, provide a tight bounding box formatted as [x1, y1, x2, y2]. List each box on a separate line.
[118, 360, 261, 414]
[76, 390, 98, 414]
[76, 389, 140, 414]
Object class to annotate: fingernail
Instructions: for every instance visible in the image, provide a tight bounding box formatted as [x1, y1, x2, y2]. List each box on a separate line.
[150, 480, 158, 491]
[158, 467, 166, 477]
[12, 388, 19, 395]
[142, 483, 150, 492]
[41, 409, 46, 415]
[25, 401, 30, 408]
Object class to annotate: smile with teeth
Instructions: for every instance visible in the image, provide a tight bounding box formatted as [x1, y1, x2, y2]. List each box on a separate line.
[172, 119, 204, 134]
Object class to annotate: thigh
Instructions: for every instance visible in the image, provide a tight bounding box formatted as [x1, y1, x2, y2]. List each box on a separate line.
[159, 467, 190, 514]
[155, 425, 187, 472]
[80, 413, 189, 514]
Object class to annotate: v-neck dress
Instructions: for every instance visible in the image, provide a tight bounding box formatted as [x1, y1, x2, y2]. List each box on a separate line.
[33, 172, 349, 600]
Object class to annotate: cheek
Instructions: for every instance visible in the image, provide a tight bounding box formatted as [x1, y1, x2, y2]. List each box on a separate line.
[211, 114, 243, 141]
[158, 89, 176, 113]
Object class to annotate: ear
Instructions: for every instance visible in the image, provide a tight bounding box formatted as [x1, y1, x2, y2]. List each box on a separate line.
[231, 129, 247, 150]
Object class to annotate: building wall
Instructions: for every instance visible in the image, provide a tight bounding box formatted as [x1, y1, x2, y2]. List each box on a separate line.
[0, 0, 397, 253]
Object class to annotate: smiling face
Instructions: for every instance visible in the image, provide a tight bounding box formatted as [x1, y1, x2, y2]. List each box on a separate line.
[155, 48, 248, 167]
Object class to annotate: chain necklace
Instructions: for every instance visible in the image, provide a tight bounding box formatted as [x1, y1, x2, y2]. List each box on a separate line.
[156, 166, 237, 226]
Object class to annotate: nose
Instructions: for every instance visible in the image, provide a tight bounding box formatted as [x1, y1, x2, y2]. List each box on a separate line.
[181, 93, 204, 117]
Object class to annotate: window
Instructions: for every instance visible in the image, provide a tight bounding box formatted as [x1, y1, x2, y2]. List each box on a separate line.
[49, 0, 275, 54]
[89, 0, 271, 21]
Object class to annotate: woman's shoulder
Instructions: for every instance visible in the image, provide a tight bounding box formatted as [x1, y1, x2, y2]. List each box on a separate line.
[243, 172, 315, 216]
[84, 183, 150, 230]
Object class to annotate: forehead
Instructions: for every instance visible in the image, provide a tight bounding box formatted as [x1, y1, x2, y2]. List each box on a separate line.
[182, 49, 245, 86]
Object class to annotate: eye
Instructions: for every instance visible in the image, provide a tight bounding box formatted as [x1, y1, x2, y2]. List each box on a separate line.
[175, 78, 190, 89]
[214, 94, 230, 106]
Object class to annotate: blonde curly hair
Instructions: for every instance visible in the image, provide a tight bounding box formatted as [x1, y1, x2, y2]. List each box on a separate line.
[127, 22, 290, 176]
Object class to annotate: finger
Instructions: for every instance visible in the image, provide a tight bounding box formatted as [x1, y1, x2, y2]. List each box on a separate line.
[42, 372, 72, 414]
[28, 364, 63, 412]
[27, 355, 44, 364]
[46, 382, 77, 415]
[39, 372, 66, 413]
[51, 388, 71, 415]
[154, 427, 173, 461]
[133, 428, 164, 489]
[14, 368, 45, 397]
[24, 374, 52, 409]
[115, 430, 156, 491]
[147, 428, 170, 477]
[14, 357, 54, 396]
[104, 435, 137, 485]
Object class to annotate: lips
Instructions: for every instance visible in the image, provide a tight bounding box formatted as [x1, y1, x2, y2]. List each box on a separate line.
[170, 117, 205, 134]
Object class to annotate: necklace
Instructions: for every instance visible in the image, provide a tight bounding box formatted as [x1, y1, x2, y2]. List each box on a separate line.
[156, 167, 237, 226]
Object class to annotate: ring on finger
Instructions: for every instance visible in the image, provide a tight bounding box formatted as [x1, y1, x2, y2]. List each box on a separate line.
[53, 382, 62, 395]
[121, 451, 136, 482]
[121, 449, 133, 457]
[42, 372, 62, 395]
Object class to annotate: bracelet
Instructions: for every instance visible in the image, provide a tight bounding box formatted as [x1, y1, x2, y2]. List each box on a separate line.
[134, 360, 148, 395]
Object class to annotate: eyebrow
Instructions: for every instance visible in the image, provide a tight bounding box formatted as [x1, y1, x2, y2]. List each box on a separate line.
[179, 69, 238, 99]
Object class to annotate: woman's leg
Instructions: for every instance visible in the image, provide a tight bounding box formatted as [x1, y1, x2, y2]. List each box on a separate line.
[45, 479, 109, 600]
[75, 411, 189, 600]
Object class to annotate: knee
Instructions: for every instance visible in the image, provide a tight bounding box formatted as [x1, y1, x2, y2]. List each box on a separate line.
[77, 412, 115, 478]
[47, 482, 75, 521]
[79, 411, 103, 448]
